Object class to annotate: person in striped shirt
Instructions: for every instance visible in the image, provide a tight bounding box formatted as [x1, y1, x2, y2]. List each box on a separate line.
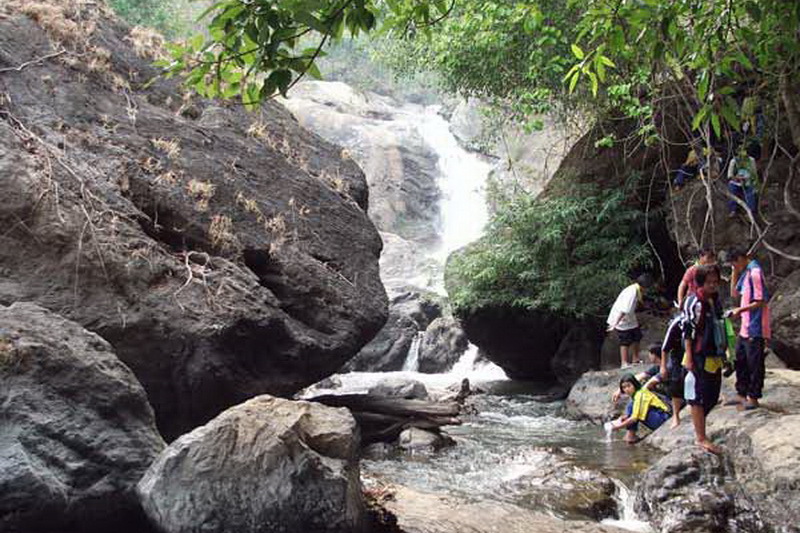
[728, 247, 771, 410]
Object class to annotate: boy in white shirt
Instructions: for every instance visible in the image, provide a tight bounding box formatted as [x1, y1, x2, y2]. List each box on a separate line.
[607, 274, 654, 368]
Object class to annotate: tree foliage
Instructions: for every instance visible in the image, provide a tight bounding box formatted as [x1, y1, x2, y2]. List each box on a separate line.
[445, 185, 651, 319]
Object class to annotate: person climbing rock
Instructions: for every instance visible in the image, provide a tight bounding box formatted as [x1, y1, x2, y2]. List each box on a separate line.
[726, 143, 760, 216]
[606, 273, 654, 368]
[727, 247, 771, 410]
[682, 265, 724, 454]
[610, 374, 671, 444]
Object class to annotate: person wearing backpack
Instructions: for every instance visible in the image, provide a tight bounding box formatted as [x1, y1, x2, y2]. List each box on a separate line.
[726, 143, 760, 216]
[727, 247, 771, 410]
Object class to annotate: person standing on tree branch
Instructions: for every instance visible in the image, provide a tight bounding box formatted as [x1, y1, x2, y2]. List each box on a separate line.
[607, 274, 654, 368]
[727, 247, 771, 410]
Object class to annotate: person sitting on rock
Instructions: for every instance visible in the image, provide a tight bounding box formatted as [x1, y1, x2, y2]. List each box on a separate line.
[682, 264, 725, 454]
[607, 273, 654, 368]
[610, 374, 671, 444]
[677, 247, 717, 308]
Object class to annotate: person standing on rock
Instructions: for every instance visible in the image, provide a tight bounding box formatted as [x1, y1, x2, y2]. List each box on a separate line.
[682, 265, 724, 454]
[676, 247, 717, 308]
[607, 273, 654, 368]
[659, 313, 686, 428]
[727, 247, 771, 410]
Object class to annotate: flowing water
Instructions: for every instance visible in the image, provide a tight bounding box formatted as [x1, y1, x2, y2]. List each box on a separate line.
[322, 101, 654, 531]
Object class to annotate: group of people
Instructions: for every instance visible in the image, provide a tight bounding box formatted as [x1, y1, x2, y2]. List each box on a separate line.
[605, 246, 771, 454]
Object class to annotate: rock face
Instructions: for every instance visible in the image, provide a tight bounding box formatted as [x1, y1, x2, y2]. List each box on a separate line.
[376, 485, 627, 533]
[0, 302, 165, 533]
[138, 395, 364, 533]
[418, 317, 469, 374]
[636, 369, 800, 532]
[0, 3, 387, 438]
[281, 81, 442, 245]
[769, 270, 800, 369]
[346, 290, 441, 372]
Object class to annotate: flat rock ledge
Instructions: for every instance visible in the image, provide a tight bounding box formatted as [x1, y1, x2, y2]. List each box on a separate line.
[370, 485, 627, 533]
[137, 395, 365, 533]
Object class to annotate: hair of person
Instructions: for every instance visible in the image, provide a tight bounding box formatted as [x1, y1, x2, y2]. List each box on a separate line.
[648, 343, 661, 355]
[697, 246, 716, 258]
[619, 373, 642, 394]
[636, 273, 654, 288]
[728, 246, 750, 262]
[695, 264, 721, 286]
[747, 140, 761, 159]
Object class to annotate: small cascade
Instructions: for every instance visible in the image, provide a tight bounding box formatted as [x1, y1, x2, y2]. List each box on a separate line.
[602, 479, 654, 533]
[402, 332, 424, 372]
[447, 344, 507, 382]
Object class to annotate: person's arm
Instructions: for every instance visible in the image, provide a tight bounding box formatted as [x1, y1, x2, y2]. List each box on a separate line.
[677, 280, 688, 307]
[684, 337, 694, 371]
[660, 350, 669, 380]
[612, 415, 637, 430]
[727, 158, 737, 180]
[731, 265, 743, 299]
[644, 376, 660, 390]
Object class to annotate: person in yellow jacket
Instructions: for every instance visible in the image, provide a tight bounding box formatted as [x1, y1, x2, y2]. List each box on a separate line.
[610, 374, 671, 443]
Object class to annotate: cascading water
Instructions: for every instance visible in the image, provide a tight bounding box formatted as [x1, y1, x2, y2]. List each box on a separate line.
[401, 332, 423, 372]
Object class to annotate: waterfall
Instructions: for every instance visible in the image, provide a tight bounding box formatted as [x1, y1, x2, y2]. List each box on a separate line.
[602, 479, 654, 532]
[402, 332, 423, 372]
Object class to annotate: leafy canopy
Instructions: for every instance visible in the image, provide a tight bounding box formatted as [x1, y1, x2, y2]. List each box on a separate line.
[445, 185, 652, 319]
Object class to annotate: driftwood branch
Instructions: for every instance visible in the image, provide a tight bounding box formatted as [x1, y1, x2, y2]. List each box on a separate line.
[0, 49, 66, 74]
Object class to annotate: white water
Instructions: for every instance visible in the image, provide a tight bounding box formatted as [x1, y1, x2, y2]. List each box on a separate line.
[401, 332, 423, 372]
[414, 106, 492, 264]
[601, 479, 654, 532]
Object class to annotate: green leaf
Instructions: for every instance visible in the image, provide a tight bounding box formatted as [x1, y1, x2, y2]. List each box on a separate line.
[598, 55, 615, 68]
[692, 105, 710, 131]
[571, 43, 585, 60]
[720, 102, 741, 131]
[711, 112, 721, 138]
[588, 70, 598, 97]
[568, 70, 580, 93]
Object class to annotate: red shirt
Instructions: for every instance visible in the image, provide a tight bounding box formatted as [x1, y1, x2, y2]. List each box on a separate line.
[681, 265, 699, 296]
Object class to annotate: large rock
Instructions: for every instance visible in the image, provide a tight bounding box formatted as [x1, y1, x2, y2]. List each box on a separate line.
[552, 323, 607, 385]
[346, 290, 441, 372]
[137, 395, 364, 533]
[418, 316, 469, 374]
[639, 369, 800, 532]
[376, 485, 627, 533]
[0, 3, 387, 438]
[0, 302, 165, 533]
[281, 81, 442, 245]
[770, 270, 800, 369]
[564, 365, 653, 422]
[368, 377, 428, 400]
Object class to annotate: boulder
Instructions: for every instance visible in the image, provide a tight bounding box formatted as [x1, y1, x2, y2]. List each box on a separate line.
[281, 81, 442, 245]
[641, 369, 800, 532]
[376, 485, 627, 533]
[137, 395, 364, 533]
[0, 3, 387, 438]
[418, 316, 469, 373]
[552, 323, 606, 384]
[564, 365, 654, 422]
[397, 427, 454, 451]
[368, 377, 429, 400]
[0, 302, 165, 533]
[346, 290, 441, 372]
[770, 270, 800, 369]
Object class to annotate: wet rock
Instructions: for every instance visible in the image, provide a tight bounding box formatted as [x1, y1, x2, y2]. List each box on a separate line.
[368, 378, 429, 400]
[642, 370, 800, 532]
[137, 395, 364, 533]
[0, 5, 387, 438]
[564, 366, 653, 422]
[281, 81, 442, 245]
[362, 442, 397, 460]
[377, 485, 627, 533]
[398, 428, 454, 451]
[0, 302, 165, 533]
[379, 232, 442, 293]
[418, 317, 469, 373]
[346, 290, 441, 372]
[552, 323, 606, 384]
[499, 448, 617, 521]
[635, 448, 765, 533]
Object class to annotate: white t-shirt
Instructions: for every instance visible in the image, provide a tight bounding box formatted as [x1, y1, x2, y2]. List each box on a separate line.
[607, 283, 641, 331]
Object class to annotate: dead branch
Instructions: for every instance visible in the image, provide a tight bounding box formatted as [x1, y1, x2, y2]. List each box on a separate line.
[0, 49, 66, 74]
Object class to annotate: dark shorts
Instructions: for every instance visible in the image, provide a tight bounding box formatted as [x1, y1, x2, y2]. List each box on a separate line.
[666, 353, 685, 399]
[617, 327, 643, 347]
[684, 368, 722, 414]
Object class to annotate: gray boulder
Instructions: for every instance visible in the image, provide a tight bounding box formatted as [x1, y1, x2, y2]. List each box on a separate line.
[565, 366, 653, 422]
[368, 377, 428, 400]
[398, 428, 454, 451]
[770, 270, 800, 369]
[0, 302, 165, 533]
[138, 395, 364, 533]
[0, 5, 387, 438]
[418, 316, 469, 374]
